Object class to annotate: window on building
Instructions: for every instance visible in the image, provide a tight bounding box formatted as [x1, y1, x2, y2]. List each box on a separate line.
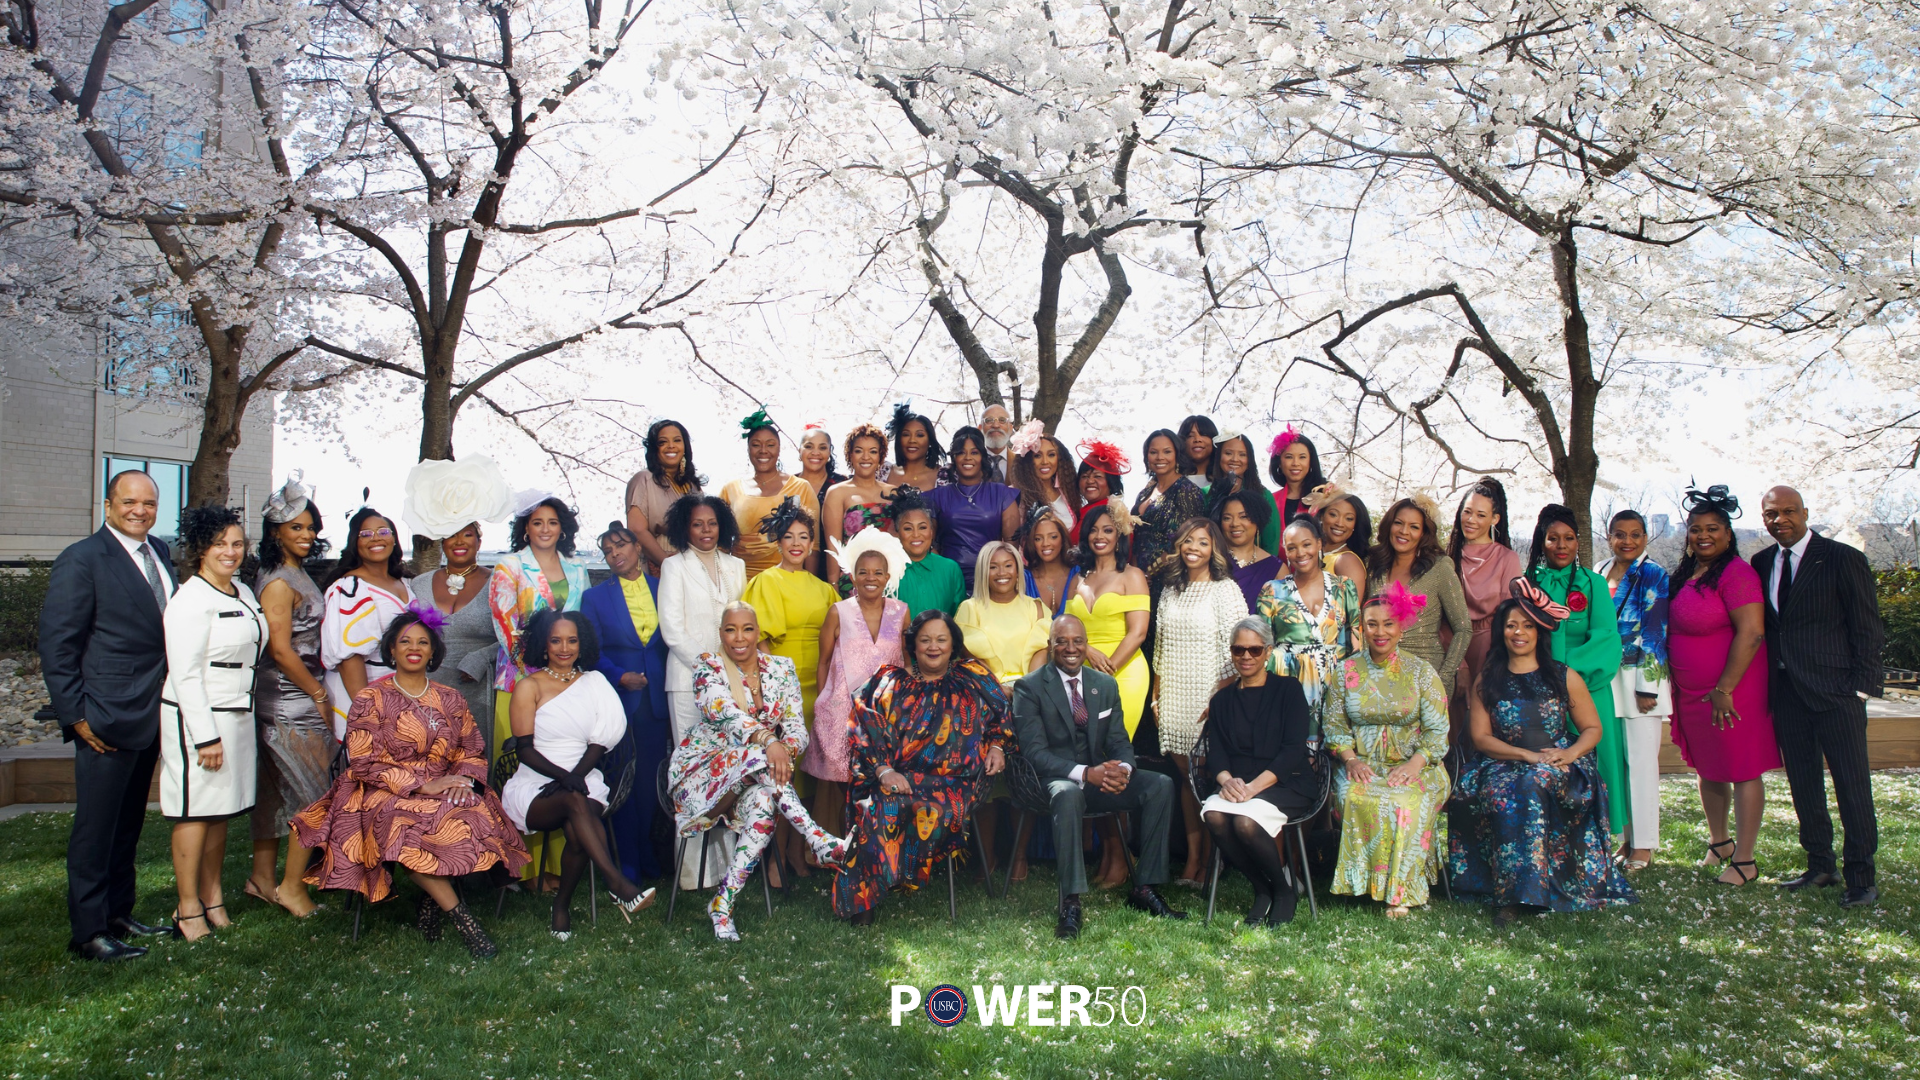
[103, 457, 188, 540]
[104, 303, 199, 399]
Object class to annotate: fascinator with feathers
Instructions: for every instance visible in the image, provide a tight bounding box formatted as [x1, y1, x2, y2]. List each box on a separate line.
[262, 471, 314, 524]
[828, 526, 909, 596]
[887, 402, 916, 440]
[1300, 479, 1346, 514]
[738, 408, 775, 439]
[1681, 482, 1741, 521]
[1101, 495, 1143, 537]
[881, 484, 934, 524]
[1008, 419, 1048, 457]
[403, 598, 449, 635]
[1365, 580, 1429, 627]
[1268, 425, 1303, 457]
[755, 496, 811, 544]
[1075, 438, 1131, 476]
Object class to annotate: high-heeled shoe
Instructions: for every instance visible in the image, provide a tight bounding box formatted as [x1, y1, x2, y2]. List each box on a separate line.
[1700, 838, 1735, 868]
[171, 908, 211, 942]
[612, 886, 657, 923]
[444, 903, 497, 959]
[416, 893, 444, 942]
[203, 903, 231, 929]
[708, 894, 740, 942]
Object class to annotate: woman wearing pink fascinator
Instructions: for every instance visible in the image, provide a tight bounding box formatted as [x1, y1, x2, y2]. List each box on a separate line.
[1323, 580, 1453, 919]
[1266, 425, 1329, 527]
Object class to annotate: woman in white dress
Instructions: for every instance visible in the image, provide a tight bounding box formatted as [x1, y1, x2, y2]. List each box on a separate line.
[321, 506, 411, 738]
[500, 609, 657, 940]
[656, 493, 748, 889]
[1150, 517, 1250, 887]
[160, 506, 269, 941]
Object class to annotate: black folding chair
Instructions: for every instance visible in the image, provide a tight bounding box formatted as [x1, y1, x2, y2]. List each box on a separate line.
[1188, 728, 1332, 925]
[1000, 753, 1133, 900]
[659, 758, 774, 924]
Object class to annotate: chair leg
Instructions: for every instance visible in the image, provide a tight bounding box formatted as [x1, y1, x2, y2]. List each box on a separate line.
[1295, 825, 1317, 919]
[761, 857, 774, 918]
[589, 861, 598, 927]
[350, 891, 363, 942]
[948, 852, 957, 921]
[666, 836, 688, 924]
[1204, 848, 1221, 927]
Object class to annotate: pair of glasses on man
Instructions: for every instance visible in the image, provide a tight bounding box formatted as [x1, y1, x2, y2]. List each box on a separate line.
[1229, 644, 1268, 658]
[358, 527, 395, 539]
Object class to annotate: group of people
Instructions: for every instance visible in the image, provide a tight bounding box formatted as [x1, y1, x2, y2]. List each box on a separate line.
[37, 405, 1886, 960]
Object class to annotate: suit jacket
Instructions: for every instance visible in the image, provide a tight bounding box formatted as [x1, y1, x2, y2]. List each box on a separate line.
[1010, 663, 1132, 783]
[38, 527, 175, 750]
[1202, 676, 1319, 817]
[656, 549, 747, 695]
[1751, 532, 1884, 710]
[581, 575, 670, 722]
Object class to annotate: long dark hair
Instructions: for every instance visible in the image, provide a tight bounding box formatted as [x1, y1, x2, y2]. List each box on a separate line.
[1074, 500, 1133, 571]
[1366, 497, 1444, 583]
[643, 419, 704, 490]
[1477, 598, 1569, 712]
[1214, 434, 1269, 505]
[257, 501, 329, 570]
[1266, 432, 1328, 496]
[889, 403, 945, 469]
[1011, 434, 1081, 518]
[1318, 493, 1372, 560]
[333, 506, 408, 581]
[1671, 486, 1742, 594]
[1526, 503, 1581, 576]
[1176, 415, 1218, 478]
[1152, 517, 1231, 597]
[1447, 477, 1513, 570]
[509, 497, 581, 557]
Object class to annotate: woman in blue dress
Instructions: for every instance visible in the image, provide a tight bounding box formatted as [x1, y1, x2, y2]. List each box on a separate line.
[1450, 587, 1636, 925]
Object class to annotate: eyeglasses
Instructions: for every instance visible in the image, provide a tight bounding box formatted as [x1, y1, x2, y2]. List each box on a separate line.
[358, 528, 395, 539]
[1229, 645, 1268, 657]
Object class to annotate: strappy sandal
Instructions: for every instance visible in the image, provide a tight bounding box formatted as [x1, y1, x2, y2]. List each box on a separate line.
[1719, 860, 1758, 886]
[171, 908, 212, 942]
[203, 903, 231, 929]
[1700, 838, 1735, 868]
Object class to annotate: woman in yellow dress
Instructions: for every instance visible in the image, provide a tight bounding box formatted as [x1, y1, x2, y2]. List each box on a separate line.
[740, 497, 840, 880]
[954, 540, 1051, 880]
[1062, 498, 1151, 888]
[721, 410, 822, 579]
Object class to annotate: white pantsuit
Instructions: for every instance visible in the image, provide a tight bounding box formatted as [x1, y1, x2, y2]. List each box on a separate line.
[657, 547, 746, 889]
[1609, 669, 1670, 850]
[159, 575, 269, 820]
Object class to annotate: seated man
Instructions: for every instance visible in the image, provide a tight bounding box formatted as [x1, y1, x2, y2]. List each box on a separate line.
[1011, 615, 1187, 938]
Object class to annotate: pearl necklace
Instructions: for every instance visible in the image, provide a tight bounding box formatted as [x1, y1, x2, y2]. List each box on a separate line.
[547, 667, 581, 684]
[394, 674, 431, 699]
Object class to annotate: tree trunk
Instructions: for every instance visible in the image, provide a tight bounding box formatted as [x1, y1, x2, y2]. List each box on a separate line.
[1549, 225, 1603, 567]
[184, 328, 246, 509]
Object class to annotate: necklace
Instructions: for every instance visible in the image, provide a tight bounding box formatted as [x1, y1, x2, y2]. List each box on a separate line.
[394, 674, 430, 699]
[955, 480, 984, 506]
[547, 667, 581, 684]
[444, 565, 480, 595]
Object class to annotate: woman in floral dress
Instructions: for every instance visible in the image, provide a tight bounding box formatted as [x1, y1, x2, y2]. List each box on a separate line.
[1325, 584, 1451, 917]
[832, 611, 1012, 924]
[1258, 516, 1360, 730]
[668, 603, 848, 941]
[1450, 594, 1637, 922]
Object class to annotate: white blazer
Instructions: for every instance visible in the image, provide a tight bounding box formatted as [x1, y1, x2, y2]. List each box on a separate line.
[159, 574, 268, 818]
[656, 549, 746, 696]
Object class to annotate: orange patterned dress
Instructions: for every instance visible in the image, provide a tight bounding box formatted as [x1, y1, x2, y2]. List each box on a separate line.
[293, 679, 529, 902]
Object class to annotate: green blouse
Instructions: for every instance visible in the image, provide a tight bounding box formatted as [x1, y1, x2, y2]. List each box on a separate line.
[899, 552, 967, 619]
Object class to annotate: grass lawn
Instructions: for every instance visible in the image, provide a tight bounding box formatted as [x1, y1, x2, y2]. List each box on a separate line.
[1, 773, 1915, 1079]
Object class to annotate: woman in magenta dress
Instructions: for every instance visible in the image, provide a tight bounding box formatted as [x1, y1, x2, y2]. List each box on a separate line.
[1667, 485, 1776, 887]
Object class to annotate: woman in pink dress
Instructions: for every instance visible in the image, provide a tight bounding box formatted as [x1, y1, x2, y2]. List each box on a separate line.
[1667, 485, 1776, 887]
[812, 528, 909, 839]
[1447, 478, 1521, 756]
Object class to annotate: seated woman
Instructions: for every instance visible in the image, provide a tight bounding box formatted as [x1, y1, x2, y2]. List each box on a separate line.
[668, 602, 849, 941]
[499, 609, 658, 941]
[1199, 617, 1318, 927]
[833, 611, 1012, 925]
[293, 608, 528, 959]
[1449, 588, 1637, 924]
[1325, 583, 1451, 917]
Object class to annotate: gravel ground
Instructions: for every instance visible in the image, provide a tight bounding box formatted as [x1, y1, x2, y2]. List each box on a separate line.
[0, 654, 56, 747]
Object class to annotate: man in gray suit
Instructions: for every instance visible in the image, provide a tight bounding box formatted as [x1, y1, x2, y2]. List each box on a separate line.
[1012, 615, 1185, 938]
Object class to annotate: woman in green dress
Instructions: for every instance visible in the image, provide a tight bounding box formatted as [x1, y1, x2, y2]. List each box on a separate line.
[1524, 504, 1627, 839]
[1326, 583, 1452, 917]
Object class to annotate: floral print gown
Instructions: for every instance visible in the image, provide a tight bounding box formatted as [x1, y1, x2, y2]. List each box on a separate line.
[1325, 651, 1451, 907]
[831, 659, 1013, 918]
[1448, 669, 1637, 911]
[1258, 570, 1360, 730]
[668, 653, 808, 836]
[292, 681, 529, 902]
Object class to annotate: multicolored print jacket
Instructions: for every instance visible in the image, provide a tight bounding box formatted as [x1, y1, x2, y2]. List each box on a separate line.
[1597, 555, 1671, 713]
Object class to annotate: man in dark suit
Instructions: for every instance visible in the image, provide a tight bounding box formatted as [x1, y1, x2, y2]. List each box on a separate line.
[1753, 486, 1884, 908]
[39, 470, 178, 959]
[1011, 615, 1185, 938]
[581, 525, 673, 882]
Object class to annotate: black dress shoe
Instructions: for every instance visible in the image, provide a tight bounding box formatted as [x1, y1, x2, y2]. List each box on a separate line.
[1266, 887, 1298, 926]
[109, 916, 170, 939]
[1126, 886, 1188, 920]
[1777, 869, 1840, 890]
[1055, 896, 1083, 939]
[1840, 886, 1879, 909]
[1244, 892, 1272, 926]
[69, 935, 147, 962]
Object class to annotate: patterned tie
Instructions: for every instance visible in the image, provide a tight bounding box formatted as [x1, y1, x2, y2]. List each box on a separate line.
[138, 542, 169, 613]
[1069, 675, 1087, 728]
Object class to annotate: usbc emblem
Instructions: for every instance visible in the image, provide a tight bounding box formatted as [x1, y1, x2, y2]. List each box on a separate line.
[924, 984, 968, 1027]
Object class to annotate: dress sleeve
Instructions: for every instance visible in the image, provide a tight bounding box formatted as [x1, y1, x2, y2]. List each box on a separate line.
[1431, 561, 1472, 684]
[163, 592, 221, 747]
[1256, 580, 1283, 673]
[656, 560, 694, 664]
[320, 581, 383, 671]
[488, 562, 518, 653]
[1324, 660, 1356, 753]
[1634, 566, 1672, 696]
[940, 560, 967, 616]
[847, 671, 896, 795]
[1564, 569, 1624, 685]
[744, 571, 788, 646]
[342, 689, 424, 797]
[1415, 662, 1450, 764]
[769, 658, 808, 757]
[1717, 558, 1764, 611]
[442, 689, 489, 784]
[1334, 575, 1361, 658]
[980, 667, 1015, 751]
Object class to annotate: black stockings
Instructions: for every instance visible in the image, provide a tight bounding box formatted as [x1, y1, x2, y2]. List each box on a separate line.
[524, 789, 641, 926]
[1205, 811, 1289, 899]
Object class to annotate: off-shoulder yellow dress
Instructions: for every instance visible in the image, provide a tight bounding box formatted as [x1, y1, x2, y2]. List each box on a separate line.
[1063, 592, 1151, 737]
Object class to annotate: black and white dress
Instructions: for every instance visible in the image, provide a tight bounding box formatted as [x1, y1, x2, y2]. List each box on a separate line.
[160, 574, 268, 820]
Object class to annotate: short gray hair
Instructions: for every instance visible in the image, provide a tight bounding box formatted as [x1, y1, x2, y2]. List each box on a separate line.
[1229, 616, 1273, 650]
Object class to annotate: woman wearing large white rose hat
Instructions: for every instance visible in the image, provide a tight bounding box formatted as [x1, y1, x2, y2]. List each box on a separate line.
[403, 457, 515, 758]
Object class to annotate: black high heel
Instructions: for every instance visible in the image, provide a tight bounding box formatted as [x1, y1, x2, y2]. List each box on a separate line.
[416, 893, 444, 942]
[1720, 860, 1758, 886]
[1700, 838, 1735, 868]
[171, 908, 211, 941]
[444, 903, 497, 959]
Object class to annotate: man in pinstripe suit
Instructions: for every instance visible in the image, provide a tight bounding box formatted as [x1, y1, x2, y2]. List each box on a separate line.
[1753, 487, 1883, 909]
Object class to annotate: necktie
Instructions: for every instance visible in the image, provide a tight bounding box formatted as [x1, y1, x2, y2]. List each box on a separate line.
[1069, 676, 1087, 728]
[138, 542, 169, 613]
[1777, 547, 1794, 614]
